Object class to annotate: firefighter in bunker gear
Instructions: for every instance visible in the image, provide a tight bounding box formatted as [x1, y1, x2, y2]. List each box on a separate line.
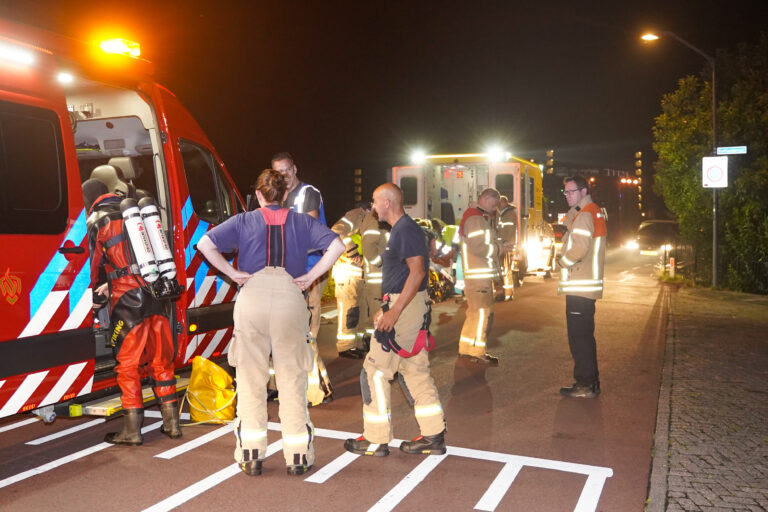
[344, 183, 446, 457]
[496, 196, 518, 301]
[198, 169, 344, 476]
[360, 211, 389, 351]
[330, 205, 369, 358]
[557, 176, 606, 398]
[83, 178, 180, 446]
[457, 188, 507, 366]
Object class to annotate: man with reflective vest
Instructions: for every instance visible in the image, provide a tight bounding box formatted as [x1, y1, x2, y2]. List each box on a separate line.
[458, 188, 508, 366]
[83, 179, 181, 445]
[330, 205, 369, 358]
[345, 183, 446, 457]
[496, 195, 518, 301]
[272, 152, 333, 406]
[360, 210, 390, 347]
[557, 176, 606, 399]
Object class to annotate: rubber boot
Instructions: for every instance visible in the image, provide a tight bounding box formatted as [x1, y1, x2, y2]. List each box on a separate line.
[105, 408, 144, 445]
[160, 401, 182, 439]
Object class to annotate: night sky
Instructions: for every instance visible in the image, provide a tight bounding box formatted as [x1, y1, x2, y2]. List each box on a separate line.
[2, 1, 765, 222]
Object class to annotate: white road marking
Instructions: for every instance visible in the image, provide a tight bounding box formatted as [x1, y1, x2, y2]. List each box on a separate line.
[474, 462, 524, 511]
[0, 417, 39, 433]
[141, 440, 283, 512]
[155, 423, 232, 460]
[26, 418, 105, 445]
[304, 451, 359, 484]
[0, 421, 162, 489]
[368, 453, 447, 512]
[574, 473, 611, 512]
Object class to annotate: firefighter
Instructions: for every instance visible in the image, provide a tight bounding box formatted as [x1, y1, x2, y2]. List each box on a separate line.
[360, 210, 389, 347]
[271, 152, 333, 405]
[345, 183, 446, 457]
[83, 178, 181, 446]
[197, 169, 344, 476]
[496, 195, 518, 301]
[557, 176, 606, 398]
[330, 204, 370, 358]
[457, 188, 510, 366]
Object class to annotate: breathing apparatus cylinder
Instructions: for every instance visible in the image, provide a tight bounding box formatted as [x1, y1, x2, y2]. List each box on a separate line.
[138, 196, 176, 280]
[120, 198, 159, 283]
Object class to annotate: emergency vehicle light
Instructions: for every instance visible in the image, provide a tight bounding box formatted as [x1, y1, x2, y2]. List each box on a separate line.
[99, 38, 141, 58]
[0, 41, 35, 65]
[57, 72, 74, 84]
[189, 323, 198, 333]
[410, 150, 427, 164]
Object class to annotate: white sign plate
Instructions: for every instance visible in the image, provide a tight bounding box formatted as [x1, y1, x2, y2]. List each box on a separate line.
[702, 156, 728, 188]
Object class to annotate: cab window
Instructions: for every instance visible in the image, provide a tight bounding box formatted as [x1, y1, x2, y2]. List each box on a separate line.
[401, 176, 418, 206]
[0, 100, 67, 234]
[495, 174, 515, 202]
[179, 139, 233, 224]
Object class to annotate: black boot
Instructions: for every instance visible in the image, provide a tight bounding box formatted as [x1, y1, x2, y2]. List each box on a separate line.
[160, 401, 182, 439]
[399, 431, 446, 455]
[105, 408, 144, 445]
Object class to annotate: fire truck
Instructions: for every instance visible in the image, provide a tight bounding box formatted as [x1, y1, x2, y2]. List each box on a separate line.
[388, 151, 555, 287]
[0, 19, 243, 420]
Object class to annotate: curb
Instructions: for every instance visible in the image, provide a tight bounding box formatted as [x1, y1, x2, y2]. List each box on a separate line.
[646, 286, 674, 512]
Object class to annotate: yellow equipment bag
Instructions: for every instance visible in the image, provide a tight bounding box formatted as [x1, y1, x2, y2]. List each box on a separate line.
[184, 356, 236, 424]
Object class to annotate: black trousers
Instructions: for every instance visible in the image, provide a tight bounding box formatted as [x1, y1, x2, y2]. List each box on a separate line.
[565, 295, 599, 385]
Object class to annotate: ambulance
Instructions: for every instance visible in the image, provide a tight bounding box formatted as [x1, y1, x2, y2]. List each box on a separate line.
[0, 19, 243, 420]
[388, 151, 555, 286]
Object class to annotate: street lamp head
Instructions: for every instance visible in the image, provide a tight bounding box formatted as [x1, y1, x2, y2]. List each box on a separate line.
[641, 32, 660, 42]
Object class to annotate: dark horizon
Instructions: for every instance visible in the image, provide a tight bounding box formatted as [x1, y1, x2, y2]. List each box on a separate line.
[2, 0, 764, 222]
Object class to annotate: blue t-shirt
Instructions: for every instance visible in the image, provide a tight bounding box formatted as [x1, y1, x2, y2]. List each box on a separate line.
[381, 214, 429, 294]
[205, 206, 338, 278]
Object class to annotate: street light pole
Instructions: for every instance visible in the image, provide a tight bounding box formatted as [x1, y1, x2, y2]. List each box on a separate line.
[642, 31, 718, 286]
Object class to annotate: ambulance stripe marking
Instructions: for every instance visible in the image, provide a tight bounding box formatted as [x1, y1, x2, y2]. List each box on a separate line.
[0, 371, 49, 418]
[142, 440, 283, 512]
[474, 462, 524, 511]
[184, 334, 202, 363]
[201, 329, 227, 360]
[194, 275, 216, 307]
[26, 418, 105, 445]
[0, 417, 38, 434]
[155, 424, 232, 460]
[0, 421, 162, 490]
[38, 362, 88, 408]
[28, 209, 87, 319]
[61, 289, 92, 330]
[211, 280, 230, 305]
[68, 263, 91, 315]
[19, 290, 68, 338]
[369, 452, 446, 512]
[194, 262, 211, 296]
[181, 196, 193, 229]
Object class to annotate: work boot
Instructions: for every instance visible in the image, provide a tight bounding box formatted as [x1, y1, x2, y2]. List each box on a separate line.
[287, 463, 313, 476]
[338, 348, 366, 359]
[458, 353, 499, 366]
[400, 431, 447, 455]
[559, 381, 601, 398]
[159, 401, 182, 439]
[105, 408, 144, 445]
[238, 460, 262, 476]
[344, 436, 389, 456]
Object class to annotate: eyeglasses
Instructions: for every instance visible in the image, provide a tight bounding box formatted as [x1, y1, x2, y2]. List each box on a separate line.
[563, 188, 582, 196]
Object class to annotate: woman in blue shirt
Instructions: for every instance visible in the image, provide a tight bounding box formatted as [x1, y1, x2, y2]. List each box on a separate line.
[198, 169, 343, 477]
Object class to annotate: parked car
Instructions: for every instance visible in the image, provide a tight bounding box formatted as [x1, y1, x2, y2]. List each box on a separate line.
[633, 220, 679, 255]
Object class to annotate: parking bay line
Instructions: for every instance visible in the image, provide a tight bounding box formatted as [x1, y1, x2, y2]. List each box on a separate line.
[0, 421, 163, 490]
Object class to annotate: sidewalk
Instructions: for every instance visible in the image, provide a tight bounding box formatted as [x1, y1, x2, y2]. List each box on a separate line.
[648, 286, 768, 512]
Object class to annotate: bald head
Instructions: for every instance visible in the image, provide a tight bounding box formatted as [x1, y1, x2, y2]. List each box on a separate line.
[372, 183, 404, 224]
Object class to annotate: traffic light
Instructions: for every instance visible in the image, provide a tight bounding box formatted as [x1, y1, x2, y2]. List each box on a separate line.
[635, 152, 643, 212]
[354, 168, 362, 202]
[546, 149, 554, 174]
[635, 151, 642, 177]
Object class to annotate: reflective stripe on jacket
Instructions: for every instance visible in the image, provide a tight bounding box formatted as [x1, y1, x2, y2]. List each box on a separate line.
[459, 207, 500, 281]
[558, 196, 606, 299]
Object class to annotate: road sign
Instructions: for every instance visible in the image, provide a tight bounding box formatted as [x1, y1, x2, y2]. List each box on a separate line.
[702, 156, 728, 188]
[716, 146, 747, 155]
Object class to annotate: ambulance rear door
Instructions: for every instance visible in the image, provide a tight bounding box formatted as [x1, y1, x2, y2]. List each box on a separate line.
[0, 36, 95, 418]
[391, 165, 425, 219]
[142, 84, 243, 366]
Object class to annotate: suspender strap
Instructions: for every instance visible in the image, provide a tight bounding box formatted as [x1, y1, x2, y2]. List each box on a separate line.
[107, 264, 140, 280]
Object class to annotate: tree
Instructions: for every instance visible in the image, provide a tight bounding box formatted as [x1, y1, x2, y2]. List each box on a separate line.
[653, 33, 768, 293]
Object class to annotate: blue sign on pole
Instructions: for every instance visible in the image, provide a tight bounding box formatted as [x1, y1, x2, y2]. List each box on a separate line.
[716, 146, 747, 155]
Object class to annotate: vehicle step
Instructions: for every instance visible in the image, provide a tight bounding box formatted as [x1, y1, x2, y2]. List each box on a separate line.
[79, 377, 190, 417]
